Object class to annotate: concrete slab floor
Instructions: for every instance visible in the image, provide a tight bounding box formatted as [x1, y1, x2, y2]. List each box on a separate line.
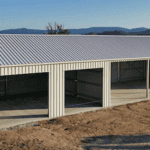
[0, 93, 103, 131]
[0, 79, 150, 132]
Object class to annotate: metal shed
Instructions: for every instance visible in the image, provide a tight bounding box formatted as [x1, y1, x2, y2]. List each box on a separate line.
[0, 34, 149, 119]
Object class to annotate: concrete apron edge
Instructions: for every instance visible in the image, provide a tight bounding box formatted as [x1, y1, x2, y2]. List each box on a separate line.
[0, 98, 149, 132]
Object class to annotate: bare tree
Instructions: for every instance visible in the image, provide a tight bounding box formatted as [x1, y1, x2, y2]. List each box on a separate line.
[46, 22, 70, 35]
[46, 22, 53, 34]
[53, 21, 57, 34]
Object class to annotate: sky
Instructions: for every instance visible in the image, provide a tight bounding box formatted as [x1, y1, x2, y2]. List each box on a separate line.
[0, 0, 150, 31]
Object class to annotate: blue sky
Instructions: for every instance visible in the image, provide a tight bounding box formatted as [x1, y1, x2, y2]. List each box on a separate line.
[0, 0, 150, 31]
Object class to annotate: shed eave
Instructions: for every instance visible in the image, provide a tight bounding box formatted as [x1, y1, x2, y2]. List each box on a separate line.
[1, 57, 150, 68]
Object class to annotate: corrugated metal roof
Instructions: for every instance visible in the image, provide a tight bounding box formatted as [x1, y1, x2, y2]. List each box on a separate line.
[0, 34, 150, 66]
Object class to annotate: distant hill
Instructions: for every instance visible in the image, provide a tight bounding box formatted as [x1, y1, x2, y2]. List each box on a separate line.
[140, 29, 150, 35]
[0, 28, 47, 34]
[0, 27, 149, 35]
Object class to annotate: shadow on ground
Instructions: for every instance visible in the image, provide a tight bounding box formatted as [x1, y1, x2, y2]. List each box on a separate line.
[0, 114, 48, 119]
[65, 94, 102, 108]
[111, 79, 149, 90]
[79, 134, 150, 149]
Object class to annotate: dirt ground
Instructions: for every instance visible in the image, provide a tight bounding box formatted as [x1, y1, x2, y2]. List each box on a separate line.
[0, 99, 150, 150]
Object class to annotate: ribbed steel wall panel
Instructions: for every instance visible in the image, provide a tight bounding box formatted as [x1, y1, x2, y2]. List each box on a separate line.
[64, 60, 111, 108]
[51, 60, 111, 118]
[103, 61, 111, 107]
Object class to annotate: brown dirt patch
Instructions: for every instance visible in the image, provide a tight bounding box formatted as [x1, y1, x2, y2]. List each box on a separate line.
[0, 100, 150, 150]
